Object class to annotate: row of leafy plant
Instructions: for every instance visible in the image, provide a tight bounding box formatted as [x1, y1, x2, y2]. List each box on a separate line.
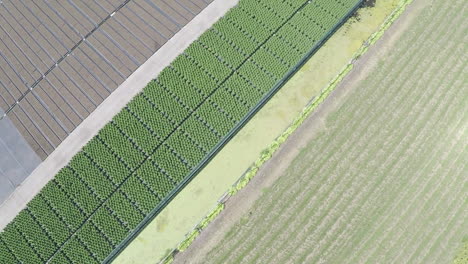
[0, 0, 362, 263]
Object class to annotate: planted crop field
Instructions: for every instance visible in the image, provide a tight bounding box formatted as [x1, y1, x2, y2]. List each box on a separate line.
[0, 0, 363, 263]
[176, 0, 468, 263]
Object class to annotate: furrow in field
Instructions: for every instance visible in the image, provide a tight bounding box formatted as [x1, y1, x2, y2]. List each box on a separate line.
[357, 121, 466, 264]
[340, 57, 467, 264]
[421, 93, 467, 264]
[334, 78, 467, 264]
[219, 50, 430, 263]
[286, 9, 468, 260]
[373, 146, 468, 264]
[263, 51, 462, 264]
[425, 173, 468, 264]
[332, 3, 464, 260]
[334, 112, 467, 264]
[207, 4, 449, 258]
[250, 9, 465, 263]
[206, 9, 448, 260]
[201, 1, 466, 263]
[396, 153, 467, 264]
[388, 77, 468, 264]
[372, 68, 468, 264]
[352, 46, 467, 264]
[297, 47, 466, 264]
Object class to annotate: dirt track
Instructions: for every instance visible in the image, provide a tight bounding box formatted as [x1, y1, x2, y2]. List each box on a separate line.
[174, 0, 467, 263]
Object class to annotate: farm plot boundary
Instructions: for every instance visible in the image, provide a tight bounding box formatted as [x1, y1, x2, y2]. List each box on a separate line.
[164, 0, 416, 262]
[107, 0, 364, 262]
[0, 1, 363, 263]
[175, 0, 467, 262]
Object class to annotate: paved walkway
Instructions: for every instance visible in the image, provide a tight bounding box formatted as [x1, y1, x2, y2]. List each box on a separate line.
[0, 108, 41, 204]
[0, 0, 235, 230]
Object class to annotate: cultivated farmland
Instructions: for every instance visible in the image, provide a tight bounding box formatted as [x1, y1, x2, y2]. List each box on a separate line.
[0, 0, 363, 263]
[175, 0, 468, 263]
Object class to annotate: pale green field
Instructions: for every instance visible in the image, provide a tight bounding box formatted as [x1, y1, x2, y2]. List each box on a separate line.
[192, 0, 468, 263]
[113, 1, 403, 263]
[453, 241, 468, 264]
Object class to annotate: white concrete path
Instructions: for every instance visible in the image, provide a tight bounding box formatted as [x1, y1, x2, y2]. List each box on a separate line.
[0, 0, 238, 230]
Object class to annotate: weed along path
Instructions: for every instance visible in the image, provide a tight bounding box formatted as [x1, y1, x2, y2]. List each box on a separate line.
[174, 0, 468, 263]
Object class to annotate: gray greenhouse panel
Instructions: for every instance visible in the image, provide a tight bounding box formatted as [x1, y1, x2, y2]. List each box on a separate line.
[0, 0, 214, 160]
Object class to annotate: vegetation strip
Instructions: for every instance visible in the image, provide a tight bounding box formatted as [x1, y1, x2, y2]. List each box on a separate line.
[159, 0, 416, 263]
[453, 241, 468, 264]
[0, 0, 363, 263]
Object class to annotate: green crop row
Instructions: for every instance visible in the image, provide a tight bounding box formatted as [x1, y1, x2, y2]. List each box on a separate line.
[0, 0, 362, 263]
